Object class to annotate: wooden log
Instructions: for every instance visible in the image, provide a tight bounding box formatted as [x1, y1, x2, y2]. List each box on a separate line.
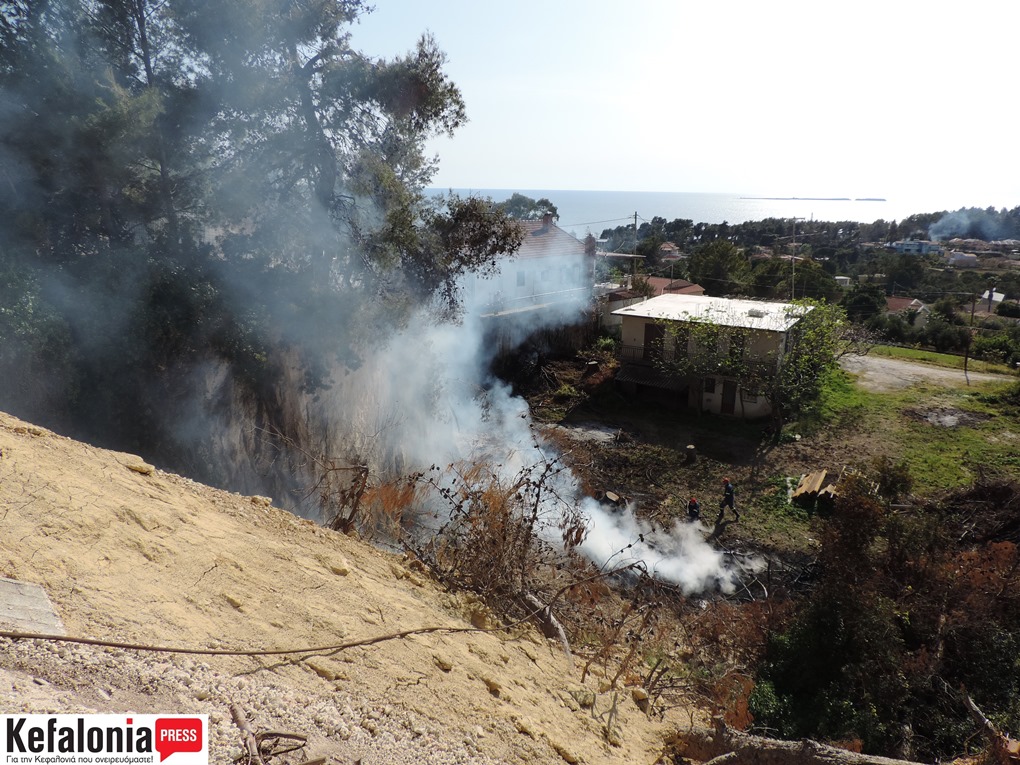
[665, 717, 927, 765]
[792, 470, 828, 499]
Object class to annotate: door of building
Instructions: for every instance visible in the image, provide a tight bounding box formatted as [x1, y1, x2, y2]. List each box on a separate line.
[722, 379, 737, 415]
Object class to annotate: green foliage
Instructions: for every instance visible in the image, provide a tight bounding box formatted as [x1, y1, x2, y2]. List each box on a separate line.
[767, 300, 855, 426]
[971, 332, 1015, 364]
[687, 240, 750, 296]
[494, 192, 559, 221]
[931, 296, 966, 324]
[554, 383, 580, 400]
[753, 470, 1020, 761]
[870, 456, 913, 500]
[0, 252, 77, 424]
[796, 367, 869, 433]
[0, 0, 524, 469]
[842, 285, 886, 322]
[995, 300, 1020, 318]
[921, 315, 970, 353]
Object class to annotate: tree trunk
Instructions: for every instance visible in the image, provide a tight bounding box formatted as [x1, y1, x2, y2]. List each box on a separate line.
[664, 717, 928, 765]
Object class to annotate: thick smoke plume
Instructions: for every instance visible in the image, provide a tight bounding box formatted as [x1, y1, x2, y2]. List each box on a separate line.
[259, 245, 747, 595]
[929, 207, 1007, 241]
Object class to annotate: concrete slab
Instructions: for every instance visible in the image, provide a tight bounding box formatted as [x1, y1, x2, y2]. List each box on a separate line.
[0, 576, 66, 635]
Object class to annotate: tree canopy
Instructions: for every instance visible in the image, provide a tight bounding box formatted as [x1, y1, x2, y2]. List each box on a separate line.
[494, 192, 560, 221]
[0, 0, 522, 468]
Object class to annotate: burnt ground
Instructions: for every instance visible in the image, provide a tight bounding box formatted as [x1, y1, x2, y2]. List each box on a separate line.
[518, 351, 861, 504]
[510, 349, 1018, 584]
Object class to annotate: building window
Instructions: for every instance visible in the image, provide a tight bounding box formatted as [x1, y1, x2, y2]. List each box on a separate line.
[742, 391, 758, 403]
[517, 271, 526, 287]
[704, 377, 716, 394]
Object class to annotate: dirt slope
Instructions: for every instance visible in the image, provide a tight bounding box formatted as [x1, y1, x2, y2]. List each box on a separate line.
[0, 410, 692, 765]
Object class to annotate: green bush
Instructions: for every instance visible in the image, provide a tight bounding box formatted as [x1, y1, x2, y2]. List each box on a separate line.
[995, 301, 1020, 318]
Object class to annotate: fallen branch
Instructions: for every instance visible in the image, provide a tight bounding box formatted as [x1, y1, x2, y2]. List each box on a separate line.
[665, 717, 928, 765]
[230, 703, 266, 765]
[521, 591, 573, 667]
[963, 691, 1020, 765]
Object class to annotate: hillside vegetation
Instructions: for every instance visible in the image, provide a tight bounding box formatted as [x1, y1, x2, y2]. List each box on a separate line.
[515, 345, 1020, 760]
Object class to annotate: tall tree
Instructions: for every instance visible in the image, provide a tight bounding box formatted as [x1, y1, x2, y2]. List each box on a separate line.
[494, 193, 559, 221]
[687, 240, 750, 296]
[0, 0, 523, 464]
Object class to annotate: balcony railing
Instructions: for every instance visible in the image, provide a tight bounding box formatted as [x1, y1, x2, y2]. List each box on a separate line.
[618, 345, 780, 378]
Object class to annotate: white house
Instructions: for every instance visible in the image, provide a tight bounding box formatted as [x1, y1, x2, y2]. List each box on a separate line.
[465, 213, 594, 319]
[890, 240, 943, 255]
[611, 294, 809, 418]
[948, 251, 979, 268]
[886, 296, 930, 328]
[981, 289, 1006, 309]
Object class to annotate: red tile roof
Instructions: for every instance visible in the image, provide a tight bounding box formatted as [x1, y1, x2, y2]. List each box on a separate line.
[886, 296, 925, 313]
[516, 220, 590, 260]
[644, 276, 705, 296]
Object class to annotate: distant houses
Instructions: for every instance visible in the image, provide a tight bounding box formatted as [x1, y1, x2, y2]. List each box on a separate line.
[947, 251, 979, 268]
[885, 296, 930, 328]
[471, 213, 594, 318]
[599, 277, 705, 335]
[890, 240, 943, 256]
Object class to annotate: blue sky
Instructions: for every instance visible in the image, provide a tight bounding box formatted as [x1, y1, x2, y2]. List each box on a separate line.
[352, 1, 1020, 209]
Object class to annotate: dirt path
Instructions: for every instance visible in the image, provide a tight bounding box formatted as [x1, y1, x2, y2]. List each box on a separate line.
[840, 354, 1015, 393]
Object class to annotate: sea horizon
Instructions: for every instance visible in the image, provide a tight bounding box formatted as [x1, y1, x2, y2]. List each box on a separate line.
[426, 188, 1019, 238]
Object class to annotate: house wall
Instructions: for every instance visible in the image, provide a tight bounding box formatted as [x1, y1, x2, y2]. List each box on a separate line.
[601, 296, 645, 336]
[697, 376, 773, 418]
[618, 314, 784, 418]
[463, 252, 593, 314]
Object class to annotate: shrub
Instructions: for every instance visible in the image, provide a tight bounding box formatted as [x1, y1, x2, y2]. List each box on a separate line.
[971, 332, 1017, 364]
[995, 301, 1020, 318]
[870, 456, 913, 501]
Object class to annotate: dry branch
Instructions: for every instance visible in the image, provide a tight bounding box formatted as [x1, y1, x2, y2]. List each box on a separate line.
[521, 591, 573, 667]
[963, 692, 1020, 765]
[665, 717, 927, 765]
[230, 703, 266, 765]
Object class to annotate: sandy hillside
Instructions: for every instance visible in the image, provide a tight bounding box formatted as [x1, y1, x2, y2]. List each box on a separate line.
[0, 410, 696, 764]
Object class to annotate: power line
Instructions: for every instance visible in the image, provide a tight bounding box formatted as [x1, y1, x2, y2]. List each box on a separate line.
[559, 216, 635, 228]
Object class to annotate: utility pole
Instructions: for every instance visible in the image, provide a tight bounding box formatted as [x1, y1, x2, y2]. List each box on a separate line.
[790, 217, 805, 300]
[634, 211, 638, 252]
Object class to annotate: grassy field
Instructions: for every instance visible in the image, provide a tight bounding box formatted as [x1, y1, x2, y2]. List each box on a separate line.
[795, 366, 1020, 494]
[530, 350, 1020, 558]
[733, 369, 1020, 556]
[870, 343, 1017, 374]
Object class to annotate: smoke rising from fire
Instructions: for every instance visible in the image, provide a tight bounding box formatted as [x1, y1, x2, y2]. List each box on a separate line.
[285, 242, 746, 594]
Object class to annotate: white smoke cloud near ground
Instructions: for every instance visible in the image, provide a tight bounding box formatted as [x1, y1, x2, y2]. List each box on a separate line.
[318, 247, 747, 596]
[579, 499, 741, 594]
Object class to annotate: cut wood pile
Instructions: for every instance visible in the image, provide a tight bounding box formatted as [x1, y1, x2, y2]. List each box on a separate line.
[792, 470, 839, 508]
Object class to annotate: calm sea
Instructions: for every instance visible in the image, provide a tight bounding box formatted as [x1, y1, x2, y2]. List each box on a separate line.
[426, 188, 1001, 238]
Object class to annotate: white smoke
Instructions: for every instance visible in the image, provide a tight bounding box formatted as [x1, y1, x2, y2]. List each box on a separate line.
[206, 239, 744, 596]
[579, 499, 741, 594]
[330, 252, 742, 595]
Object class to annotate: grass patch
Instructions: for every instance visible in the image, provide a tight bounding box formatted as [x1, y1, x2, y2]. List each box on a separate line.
[792, 368, 878, 435]
[871, 344, 1015, 374]
[875, 380, 1020, 492]
[742, 475, 816, 554]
